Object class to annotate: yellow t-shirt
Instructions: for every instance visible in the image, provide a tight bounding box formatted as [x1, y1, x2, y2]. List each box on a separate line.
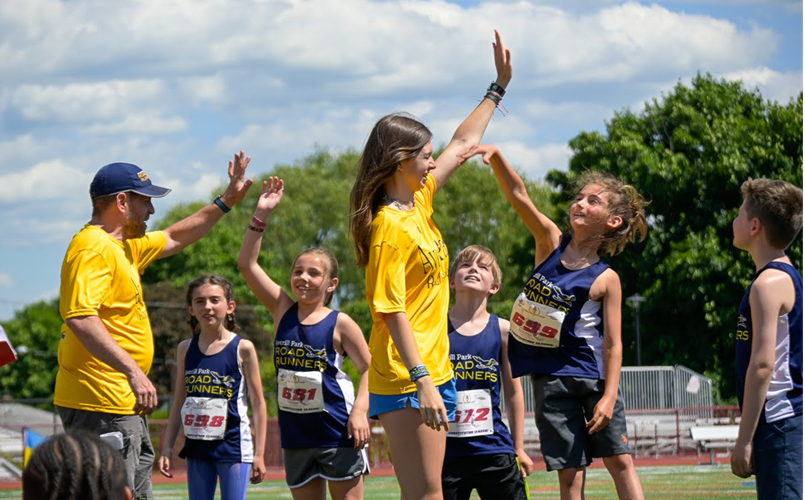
[54, 224, 167, 414]
[365, 175, 453, 394]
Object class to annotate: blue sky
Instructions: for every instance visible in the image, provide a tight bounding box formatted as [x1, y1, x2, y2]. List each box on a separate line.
[0, 0, 802, 322]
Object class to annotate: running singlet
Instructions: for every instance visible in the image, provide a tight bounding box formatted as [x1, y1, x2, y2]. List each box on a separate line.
[446, 315, 515, 458]
[179, 334, 254, 463]
[275, 303, 356, 448]
[735, 261, 803, 423]
[508, 234, 611, 380]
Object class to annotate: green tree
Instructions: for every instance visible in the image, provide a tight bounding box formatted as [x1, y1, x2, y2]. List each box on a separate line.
[550, 74, 802, 399]
[0, 299, 62, 406]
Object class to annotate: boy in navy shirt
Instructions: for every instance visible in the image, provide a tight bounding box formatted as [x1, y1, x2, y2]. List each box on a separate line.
[442, 245, 533, 500]
[731, 178, 802, 500]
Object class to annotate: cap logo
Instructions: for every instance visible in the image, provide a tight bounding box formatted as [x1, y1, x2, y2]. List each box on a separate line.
[137, 172, 149, 182]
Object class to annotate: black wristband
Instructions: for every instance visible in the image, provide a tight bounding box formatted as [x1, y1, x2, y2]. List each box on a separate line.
[213, 195, 231, 213]
[488, 82, 506, 97]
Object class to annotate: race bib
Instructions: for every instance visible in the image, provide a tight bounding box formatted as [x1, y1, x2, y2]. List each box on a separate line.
[277, 369, 325, 414]
[181, 397, 228, 441]
[447, 389, 494, 438]
[510, 292, 566, 348]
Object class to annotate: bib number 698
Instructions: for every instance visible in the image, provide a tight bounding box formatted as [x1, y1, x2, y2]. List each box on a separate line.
[183, 414, 225, 428]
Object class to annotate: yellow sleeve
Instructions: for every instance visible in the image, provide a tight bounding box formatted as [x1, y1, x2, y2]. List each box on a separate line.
[415, 174, 437, 215]
[61, 250, 111, 319]
[127, 231, 167, 273]
[367, 241, 407, 314]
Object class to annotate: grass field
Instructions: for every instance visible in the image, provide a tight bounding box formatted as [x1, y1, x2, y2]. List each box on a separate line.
[0, 464, 757, 499]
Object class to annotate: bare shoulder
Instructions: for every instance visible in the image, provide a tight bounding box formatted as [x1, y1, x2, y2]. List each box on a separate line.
[752, 267, 796, 313]
[177, 338, 192, 353]
[334, 312, 365, 346]
[336, 311, 361, 330]
[590, 268, 621, 302]
[237, 337, 257, 353]
[497, 316, 510, 337]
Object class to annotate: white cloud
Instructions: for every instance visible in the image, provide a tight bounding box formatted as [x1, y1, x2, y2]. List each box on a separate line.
[721, 68, 803, 104]
[499, 140, 574, 180]
[177, 75, 230, 107]
[0, 159, 87, 202]
[0, 272, 13, 288]
[81, 114, 187, 135]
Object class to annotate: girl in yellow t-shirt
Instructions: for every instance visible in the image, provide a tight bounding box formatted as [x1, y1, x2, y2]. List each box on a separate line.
[348, 30, 512, 500]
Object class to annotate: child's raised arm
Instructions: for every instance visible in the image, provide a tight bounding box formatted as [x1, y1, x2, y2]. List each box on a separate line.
[431, 30, 512, 191]
[462, 145, 562, 266]
[237, 177, 295, 320]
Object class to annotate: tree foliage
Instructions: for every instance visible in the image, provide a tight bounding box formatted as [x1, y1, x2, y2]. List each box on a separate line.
[549, 74, 803, 400]
[0, 299, 63, 406]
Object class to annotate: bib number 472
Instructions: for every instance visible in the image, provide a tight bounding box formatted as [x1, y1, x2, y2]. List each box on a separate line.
[512, 312, 559, 338]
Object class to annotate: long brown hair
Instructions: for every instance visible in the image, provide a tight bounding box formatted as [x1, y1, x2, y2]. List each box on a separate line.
[572, 171, 649, 256]
[349, 113, 432, 268]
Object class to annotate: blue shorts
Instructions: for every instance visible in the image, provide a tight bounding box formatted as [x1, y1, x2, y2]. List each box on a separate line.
[369, 378, 457, 421]
[754, 415, 803, 500]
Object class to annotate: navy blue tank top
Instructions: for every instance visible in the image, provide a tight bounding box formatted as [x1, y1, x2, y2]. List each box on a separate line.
[736, 261, 803, 423]
[274, 303, 356, 448]
[179, 334, 254, 462]
[508, 234, 611, 380]
[446, 314, 515, 457]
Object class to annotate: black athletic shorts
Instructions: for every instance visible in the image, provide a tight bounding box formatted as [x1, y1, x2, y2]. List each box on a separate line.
[442, 453, 528, 500]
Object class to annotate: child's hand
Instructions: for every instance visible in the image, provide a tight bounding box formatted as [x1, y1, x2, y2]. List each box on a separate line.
[157, 455, 173, 478]
[256, 177, 284, 214]
[347, 412, 371, 450]
[458, 144, 500, 166]
[587, 394, 615, 434]
[516, 448, 534, 477]
[250, 456, 267, 484]
[730, 440, 754, 478]
[492, 29, 513, 90]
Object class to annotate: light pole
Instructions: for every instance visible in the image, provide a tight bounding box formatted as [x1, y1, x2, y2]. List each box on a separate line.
[626, 294, 646, 365]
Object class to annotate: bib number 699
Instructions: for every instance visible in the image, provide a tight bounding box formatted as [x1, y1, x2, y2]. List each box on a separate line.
[512, 312, 559, 338]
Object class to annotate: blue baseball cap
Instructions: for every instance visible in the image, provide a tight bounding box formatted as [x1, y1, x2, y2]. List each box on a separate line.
[90, 162, 171, 199]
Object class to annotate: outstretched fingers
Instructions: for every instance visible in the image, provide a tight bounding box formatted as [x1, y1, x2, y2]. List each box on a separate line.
[492, 29, 512, 88]
[459, 144, 498, 165]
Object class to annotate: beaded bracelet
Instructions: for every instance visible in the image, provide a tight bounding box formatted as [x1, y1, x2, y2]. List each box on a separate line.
[409, 364, 430, 382]
[247, 224, 265, 233]
[251, 215, 267, 227]
[213, 195, 231, 213]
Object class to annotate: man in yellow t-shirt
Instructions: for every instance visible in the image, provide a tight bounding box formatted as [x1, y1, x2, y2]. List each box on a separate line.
[55, 153, 254, 499]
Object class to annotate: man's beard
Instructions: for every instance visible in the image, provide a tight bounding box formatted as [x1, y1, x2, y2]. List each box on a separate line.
[123, 212, 146, 239]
